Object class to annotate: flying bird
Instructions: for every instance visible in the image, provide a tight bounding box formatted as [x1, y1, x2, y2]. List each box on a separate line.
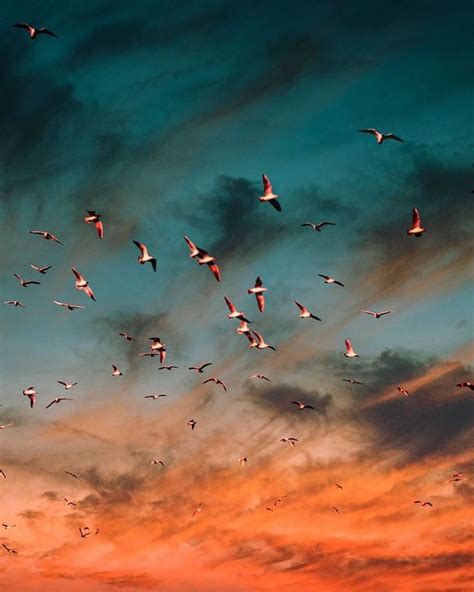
[2, 544, 17, 554]
[407, 207, 426, 237]
[57, 381, 77, 390]
[196, 248, 221, 282]
[361, 310, 392, 319]
[237, 320, 252, 335]
[13, 273, 40, 288]
[79, 527, 90, 539]
[0, 469, 6, 479]
[342, 379, 364, 385]
[192, 502, 202, 517]
[159, 365, 178, 371]
[119, 332, 136, 342]
[150, 460, 165, 467]
[224, 297, 251, 322]
[0, 423, 15, 430]
[259, 174, 281, 211]
[188, 362, 212, 373]
[248, 276, 267, 312]
[4, 300, 25, 308]
[344, 339, 359, 358]
[239, 457, 247, 467]
[144, 394, 167, 400]
[331, 506, 340, 514]
[301, 221, 335, 231]
[65, 471, 79, 480]
[456, 382, 474, 390]
[133, 240, 157, 271]
[294, 301, 321, 321]
[53, 301, 85, 311]
[183, 235, 200, 258]
[22, 386, 36, 408]
[112, 365, 122, 377]
[291, 401, 315, 410]
[202, 377, 227, 392]
[414, 501, 433, 507]
[318, 274, 344, 287]
[187, 419, 197, 431]
[29, 230, 62, 244]
[84, 211, 104, 239]
[46, 397, 73, 409]
[359, 128, 404, 144]
[280, 437, 298, 447]
[251, 374, 271, 382]
[148, 337, 166, 363]
[63, 497, 77, 506]
[13, 23, 57, 39]
[1, 524, 16, 529]
[252, 331, 276, 351]
[72, 268, 96, 301]
[335, 483, 344, 490]
[30, 264, 52, 275]
[397, 386, 410, 397]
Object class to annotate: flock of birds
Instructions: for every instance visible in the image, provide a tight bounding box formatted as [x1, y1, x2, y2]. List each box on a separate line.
[1, 23, 471, 559]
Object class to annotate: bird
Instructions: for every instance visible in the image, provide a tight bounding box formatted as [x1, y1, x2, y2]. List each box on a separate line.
[456, 382, 474, 390]
[244, 332, 258, 348]
[361, 309, 392, 319]
[273, 496, 288, 507]
[150, 460, 165, 466]
[359, 128, 404, 144]
[344, 339, 359, 358]
[30, 264, 52, 275]
[53, 301, 85, 311]
[72, 268, 96, 301]
[224, 297, 251, 322]
[13, 273, 40, 288]
[183, 235, 200, 258]
[414, 501, 433, 507]
[57, 381, 77, 390]
[0, 423, 15, 430]
[144, 394, 167, 400]
[112, 365, 122, 377]
[407, 207, 426, 237]
[0, 469, 6, 479]
[239, 457, 247, 467]
[301, 221, 336, 231]
[237, 320, 252, 335]
[265, 507, 274, 512]
[119, 332, 136, 343]
[2, 544, 17, 554]
[280, 437, 298, 447]
[1, 524, 16, 529]
[84, 210, 104, 239]
[13, 23, 57, 39]
[4, 300, 25, 308]
[248, 277, 267, 312]
[335, 483, 344, 490]
[148, 337, 166, 363]
[252, 331, 276, 351]
[318, 274, 344, 287]
[188, 362, 212, 374]
[183, 236, 221, 281]
[159, 365, 178, 371]
[202, 377, 227, 392]
[342, 379, 363, 385]
[251, 374, 271, 382]
[192, 502, 202, 517]
[294, 300, 321, 321]
[133, 240, 157, 271]
[65, 471, 79, 480]
[29, 230, 62, 244]
[79, 527, 90, 539]
[63, 498, 77, 506]
[291, 401, 315, 410]
[331, 506, 340, 514]
[187, 419, 197, 431]
[397, 386, 410, 397]
[46, 397, 73, 409]
[139, 351, 163, 360]
[259, 174, 281, 211]
[22, 386, 36, 408]
[95, 529, 100, 536]
[447, 472, 464, 483]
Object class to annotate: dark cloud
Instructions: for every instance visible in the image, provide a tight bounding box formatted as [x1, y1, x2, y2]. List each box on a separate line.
[42, 490, 60, 501]
[18, 509, 45, 520]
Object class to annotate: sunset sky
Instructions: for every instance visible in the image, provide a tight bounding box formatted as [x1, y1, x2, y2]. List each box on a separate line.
[0, 1, 473, 591]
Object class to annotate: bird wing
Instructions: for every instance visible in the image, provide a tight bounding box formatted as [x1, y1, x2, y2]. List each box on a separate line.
[345, 339, 353, 353]
[13, 23, 31, 30]
[133, 240, 146, 255]
[38, 28, 57, 37]
[255, 276, 263, 287]
[224, 297, 236, 313]
[150, 258, 157, 272]
[95, 220, 104, 239]
[301, 223, 313, 227]
[269, 199, 282, 212]
[385, 133, 404, 143]
[412, 208, 421, 226]
[319, 221, 335, 227]
[318, 274, 329, 280]
[208, 262, 221, 281]
[262, 174, 272, 195]
[184, 235, 198, 255]
[294, 301, 305, 312]
[359, 128, 377, 135]
[71, 267, 84, 282]
[256, 293, 265, 313]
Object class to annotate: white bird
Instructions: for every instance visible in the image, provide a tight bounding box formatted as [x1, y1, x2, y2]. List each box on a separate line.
[294, 301, 321, 321]
[359, 128, 404, 144]
[22, 386, 36, 408]
[237, 320, 251, 335]
[407, 207, 426, 237]
[239, 457, 247, 467]
[188, 362, 212, 373]
[148, 337, 166, 363]
[46, 397, 73, 409]
[253, 331, 276, 351]
[301, 221, 335, 231]
[202, 377, 227, 392]
[318, 274, 344, 287]
[342, 379, 364, 385]
[133, 240, 157, 271]
[84, 210, 104, 239]
[53, 301, 85, 311]
[4, 300, 25, 308]
[291, 401, 315, 410]
[224, 297, 251, 322]
[248, 277, 267, 312]
[119, 332, 136, 342]
[144, 394, 167, 400]
[344, 339, 359, 358]
[187, 419, 197, 431]
[13, 273, 40, 288]
[30, 264, 52, 275]
[196, 249, 221, 282]
[397, 386, 410, 397]
[0, 423, 15, 430]
[150, 460, 165, 466]
[259, 174, 281, 211]
[112, 365, 122, 377]
[13, 23, 57, 39]
[72, 268, 96, 301]
[29, 230, 62, 244]
[280, 437, 298, 447]
[361, 310, 392, 319]
[251, 374, 271, 382]
[57, 381, 77, 390]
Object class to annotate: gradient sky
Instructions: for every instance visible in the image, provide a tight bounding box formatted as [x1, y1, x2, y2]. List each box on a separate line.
[1, 1, 473, 591]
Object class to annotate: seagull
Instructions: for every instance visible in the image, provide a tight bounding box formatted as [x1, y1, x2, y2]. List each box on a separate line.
[29, 230, 62, 244]
[150, 460, 165, 466]
[22, 386, 36, 408]
[414, 500, 433, 507]
[0, 423, 15, 430]
[335, 483, 344, 490]
[273, 496, 288, 507]
[294, 301, 321, 321]
[188, 362, 212, 374]
[30, 264, 52, 275]
[63, 497, 77, 507]
[447, 472, 464, 483]
[95, 529, 100, 535]
[65, 471, 79, 480]
[318, 274, 344, 287]
[2, 544, 17, 554]
[253, 331, 276, 351]
[53, 301, 85, 311]
[4, 300, 25, 308]
[112, 365, 122, 377]
[237, 320, 252, 335]
[183, 235, 200, 258]
[244, 331, 258, 348]
[397, 386, 410, 397]
[259, 174, 281, 211]
[361, 310, 392, 319]
[79, 527, 90, 539]
[265, 507, 274, 512]
[0, 469, 6, 479]
[224, 297, 251, 322]
[202, 377, 227, 392]
[251, 374, 271, 382]
[133, 240, 157, 271]
[456, 382, 474, 390]
[144, 394, 167, 400]
[159, 365, 178, 371]
[13, 23, 57, 39]
[407, 207, 426, 237]
[13, 273, 40, 288]
[84, 210, 104, 239]
[291, 401, 315, 410]
[239, 457, 247, 467]
[187, 419, 197, 431]
[46, 397, 73, 409]
[196, 249, 221, 282]
[119, 332, 136, 342]
[331, 506, 340, 514]
[248, 277, 267, 312]
[1, 524, 16, 529]
[359, 128, 404, 144]
[301, 221, 336, 232]
[192, 502, 202, 517]
[280, 437, 298, 447]
[148, 337, 166, 363]
[344, 339, 359, 358]
[72, 268, 96, 301]
[57, 381, 77, 390]
[342, 379, 364, 385]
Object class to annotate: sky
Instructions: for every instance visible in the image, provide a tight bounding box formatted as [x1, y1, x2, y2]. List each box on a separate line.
[0, 1, 473, 590]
